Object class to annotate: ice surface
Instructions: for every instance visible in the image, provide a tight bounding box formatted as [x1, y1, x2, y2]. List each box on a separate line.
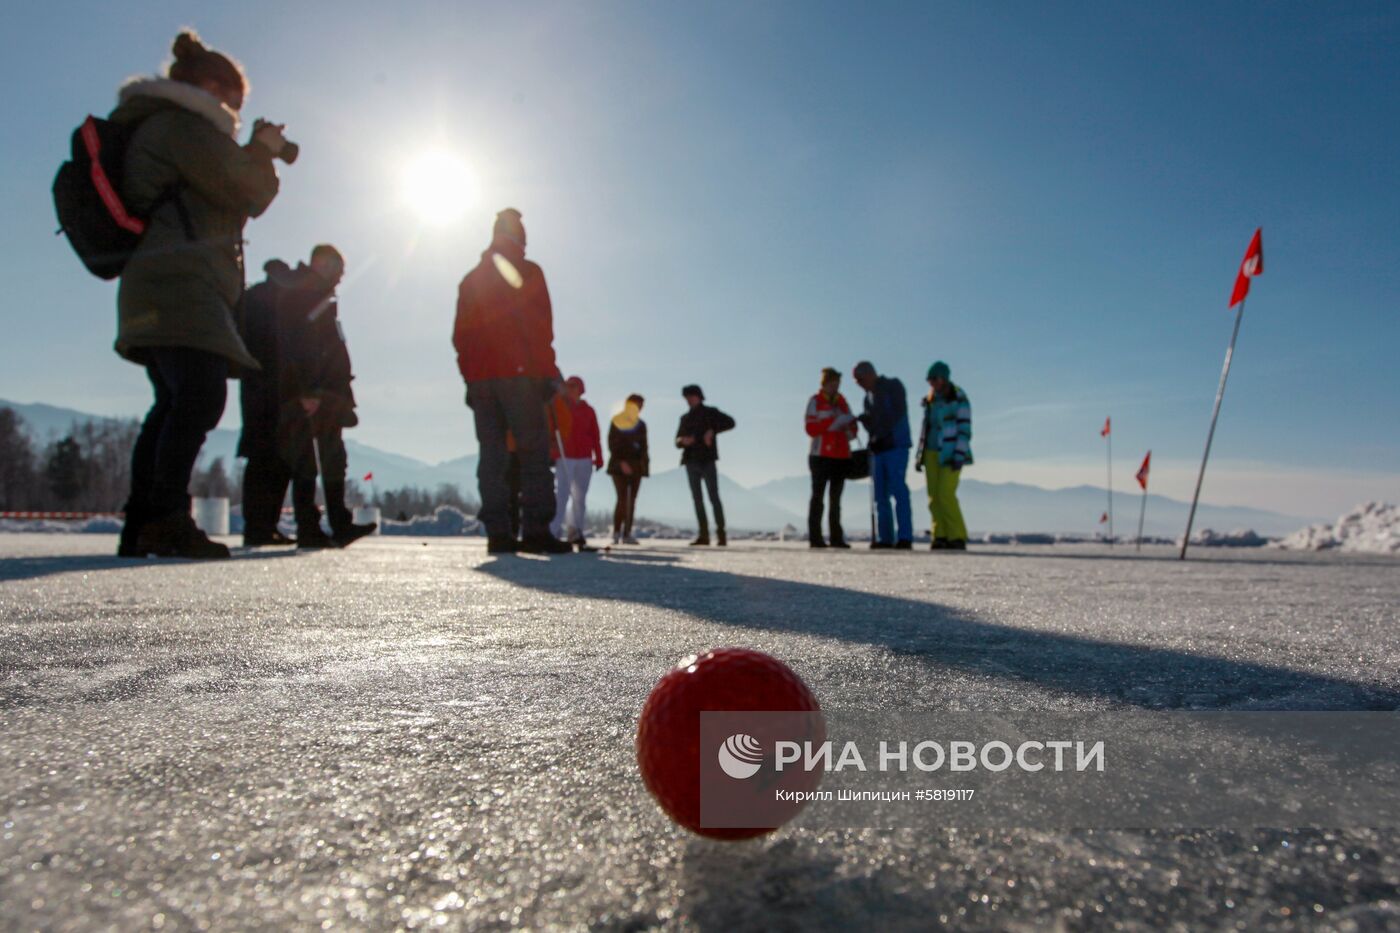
[1277, 502, 1400, 556]
[1, 535, 1398, 929]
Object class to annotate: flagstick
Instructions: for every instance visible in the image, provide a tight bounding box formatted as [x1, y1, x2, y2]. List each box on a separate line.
[1106, 431, 1114, 544]
[1181, 297, 1246, 560]
[1136, 487, 1147, 552]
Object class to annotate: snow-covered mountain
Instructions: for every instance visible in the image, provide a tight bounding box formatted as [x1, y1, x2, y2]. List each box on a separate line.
[751, 475, 1311, 537]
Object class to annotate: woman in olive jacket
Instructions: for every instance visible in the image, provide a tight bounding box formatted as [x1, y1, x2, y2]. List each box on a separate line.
[113, 32, 287, 559]
[607, 395, 649, 544]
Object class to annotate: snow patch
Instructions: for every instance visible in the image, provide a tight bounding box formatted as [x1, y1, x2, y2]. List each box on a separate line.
[1178, 528, 1271, 548]
[1275, 502, 1400, 555]
[380, 506, 483, 537]
[0, 516, 123, 534]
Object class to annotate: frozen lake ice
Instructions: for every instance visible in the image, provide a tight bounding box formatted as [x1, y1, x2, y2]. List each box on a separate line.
[2, 534, 1397, 928]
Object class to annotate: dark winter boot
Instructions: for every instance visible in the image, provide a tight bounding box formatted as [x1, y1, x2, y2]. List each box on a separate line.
[809, 537, 828, 549]
[716, 529, 728, 547]
[690, 518, 710, 546]
[117, 508, 146, 557]
[487, 534, 518, 554]
[244, 530, 295, 547]
[334, 522, 377, 548]
[135, 512, 230, 560]
[297, 529, 339, 549]
[931, 538, 950, 551]
[520, 532, 575, 555]
[949, 539, 968, 551]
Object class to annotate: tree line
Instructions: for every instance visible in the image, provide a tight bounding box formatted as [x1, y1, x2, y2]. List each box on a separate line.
[0, 407, 478, 518]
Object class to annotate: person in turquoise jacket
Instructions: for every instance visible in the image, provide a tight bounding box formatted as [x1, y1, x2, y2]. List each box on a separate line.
[916, 361, 972, 549]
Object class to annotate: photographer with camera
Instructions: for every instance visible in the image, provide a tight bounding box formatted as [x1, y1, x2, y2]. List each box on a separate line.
[112, 31, 295, 559]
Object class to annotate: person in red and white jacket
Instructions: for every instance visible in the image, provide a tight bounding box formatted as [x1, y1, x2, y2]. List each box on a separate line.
[804, 367, 858, 548]
[548, 375, 604, 545]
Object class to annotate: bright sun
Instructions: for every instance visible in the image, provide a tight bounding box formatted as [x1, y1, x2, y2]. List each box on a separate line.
[401, 150, 478, 226]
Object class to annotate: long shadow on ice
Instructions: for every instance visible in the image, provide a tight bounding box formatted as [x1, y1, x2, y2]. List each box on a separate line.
[478, 554, 1400, 710]
[0, 547, 302, 583]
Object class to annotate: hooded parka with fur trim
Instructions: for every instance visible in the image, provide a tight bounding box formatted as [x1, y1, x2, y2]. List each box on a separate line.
[110, 77, 279, 370]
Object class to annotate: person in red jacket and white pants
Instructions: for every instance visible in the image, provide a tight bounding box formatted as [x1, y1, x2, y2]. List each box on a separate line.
[549, 376, 604, 545]
[805, 367, 858, 548]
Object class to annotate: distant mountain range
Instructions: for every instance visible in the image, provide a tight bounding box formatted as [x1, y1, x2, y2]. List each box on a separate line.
[3, 398, 1311, 536]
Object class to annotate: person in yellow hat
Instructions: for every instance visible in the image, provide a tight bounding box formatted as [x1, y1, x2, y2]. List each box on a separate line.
[607, 394, 649, 544]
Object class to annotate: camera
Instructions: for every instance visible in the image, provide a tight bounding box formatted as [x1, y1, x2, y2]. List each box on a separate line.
[253, 118, 299, 165]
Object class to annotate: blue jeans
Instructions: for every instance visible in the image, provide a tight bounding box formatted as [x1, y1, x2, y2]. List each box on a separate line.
[872, 448, 912, 544]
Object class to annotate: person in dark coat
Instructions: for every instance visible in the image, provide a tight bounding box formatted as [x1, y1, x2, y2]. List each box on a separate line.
[675, 385, 735, 546]
[239, 246, 375, 548]
[112, 31, 286, 559]
[453, 209, 572, 555]
[237, 260, 295, 546]
[607, 394, 649, 544]
[853, 361, 913, 549]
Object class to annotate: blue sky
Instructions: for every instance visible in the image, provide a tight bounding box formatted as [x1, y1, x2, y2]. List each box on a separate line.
[2, 2, 1396, 517]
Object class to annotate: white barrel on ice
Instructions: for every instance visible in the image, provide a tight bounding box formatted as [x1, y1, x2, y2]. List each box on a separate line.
[353, 506, 381, 532]
[191, 497, 230, 537]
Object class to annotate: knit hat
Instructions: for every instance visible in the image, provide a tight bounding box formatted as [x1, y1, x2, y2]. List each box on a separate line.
[493, 208, 525, 245]
[566, 375, 585, 394]
[681, 384, 705, 400]
[927, 361, 951, 382]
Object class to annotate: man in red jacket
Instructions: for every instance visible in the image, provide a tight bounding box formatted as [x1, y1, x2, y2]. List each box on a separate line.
[453, 209, 572, 554]
[549, 375, 604, 546]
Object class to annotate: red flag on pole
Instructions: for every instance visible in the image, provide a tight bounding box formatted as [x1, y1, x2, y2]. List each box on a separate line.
[363, 472, 374, 482]
[1099, 512, 1109, 524]
[1136, 451, 1151, 490]
[1100, 417, 1111, 437]
[1229, 228, 1264, 308]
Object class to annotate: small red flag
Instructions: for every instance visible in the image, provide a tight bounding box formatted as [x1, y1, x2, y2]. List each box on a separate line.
[363, 471, 374, 482]
[1099, 511, 1109, 524]
[1136, 451, 1151, 490]
[1100, 417, 1111, 438]
[1229, 228, 1264, 308]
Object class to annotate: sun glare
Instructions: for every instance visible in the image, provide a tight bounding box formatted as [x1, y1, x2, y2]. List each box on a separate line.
[401, 150, 477, 226]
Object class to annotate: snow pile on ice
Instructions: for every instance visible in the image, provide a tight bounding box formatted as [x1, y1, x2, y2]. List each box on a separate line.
[1178, 528, 1270, 548]
[0, 516, 123, 534]
[1275, 502, 1400, 555]
[381, 506, 483, 537]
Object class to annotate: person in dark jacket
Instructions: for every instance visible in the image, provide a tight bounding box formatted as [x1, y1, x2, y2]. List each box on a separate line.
[113, 31, 287, 559]
[607, 394, 649, 545]
[453, 209, 572, 555]
[237, 259, 295, 547]
[675, 385, 735, 546]
[853, 361, 913, 549]
[240, 246, 375, 549]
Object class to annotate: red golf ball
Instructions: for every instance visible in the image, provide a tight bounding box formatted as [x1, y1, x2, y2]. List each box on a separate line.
[636, 647, 823, 840]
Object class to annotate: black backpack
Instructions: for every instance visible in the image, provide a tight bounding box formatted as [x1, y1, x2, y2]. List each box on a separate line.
[52, 115, 188, 280]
